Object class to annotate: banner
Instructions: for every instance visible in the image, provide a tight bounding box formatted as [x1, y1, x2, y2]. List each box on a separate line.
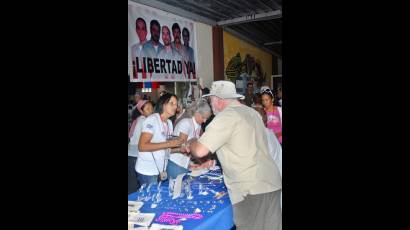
[128, 1, 197, 82]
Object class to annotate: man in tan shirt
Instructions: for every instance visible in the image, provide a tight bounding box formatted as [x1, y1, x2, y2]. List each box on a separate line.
[185, 81, 282, 230]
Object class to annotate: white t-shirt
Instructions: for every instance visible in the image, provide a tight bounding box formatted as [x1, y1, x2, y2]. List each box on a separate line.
[170, 117, 201, 168]
[128, 116, 146, 157]
[266, 128, 282, 176]
[266, 127, 282, 211]
[135, 113, 174, 175]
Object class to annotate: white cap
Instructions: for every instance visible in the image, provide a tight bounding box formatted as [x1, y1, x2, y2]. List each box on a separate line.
[260, 85, 270, 93]
[202, 80, 244, 99]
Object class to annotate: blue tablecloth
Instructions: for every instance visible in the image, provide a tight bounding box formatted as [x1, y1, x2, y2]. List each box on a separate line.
[128, 169, 234, 230]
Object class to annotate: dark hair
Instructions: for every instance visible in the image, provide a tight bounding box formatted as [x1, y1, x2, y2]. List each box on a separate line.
[253, 93, 262, 104]
[131, 108, 141, 121]
[136, 18, 146, 27]
[201, 112, 215, 132]
[182, 28, 189, 36]
[247, 82, 253, 87]
[155, 92, 177, 114]
[202, 87, 210, 95]
[254, 107, 267, 126]
[261, 88, 274, 99]
[150, 20, 160, 31]
[172, 23, 180, 32]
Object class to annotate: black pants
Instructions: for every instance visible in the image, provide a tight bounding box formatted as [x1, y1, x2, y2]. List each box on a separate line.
[128, 156, 140, 194]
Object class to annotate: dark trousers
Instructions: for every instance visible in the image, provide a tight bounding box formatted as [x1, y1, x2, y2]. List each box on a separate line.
[128, 156, 140, 194]
[233, 190, 282, 230]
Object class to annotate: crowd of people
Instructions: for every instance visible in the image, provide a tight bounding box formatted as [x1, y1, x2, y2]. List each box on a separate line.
[128, 80, 282, 230]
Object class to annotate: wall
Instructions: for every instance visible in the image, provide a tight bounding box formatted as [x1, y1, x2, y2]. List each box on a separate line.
[195, 22, 214, 89]
[223, 31, 272, 85]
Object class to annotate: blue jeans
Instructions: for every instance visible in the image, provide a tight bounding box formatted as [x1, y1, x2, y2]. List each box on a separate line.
[166, 160, 188, 179]
[136, 172, 158, 186]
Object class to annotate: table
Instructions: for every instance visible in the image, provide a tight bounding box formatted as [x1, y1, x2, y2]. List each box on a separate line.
[128, 168, 234, 230]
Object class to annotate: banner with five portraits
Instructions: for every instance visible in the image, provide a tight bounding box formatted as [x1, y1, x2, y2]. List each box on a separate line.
[128, 1, 197, 82]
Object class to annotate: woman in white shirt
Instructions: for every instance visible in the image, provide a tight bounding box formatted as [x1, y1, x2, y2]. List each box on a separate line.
[128, 100, 153, 193]
[137, 93, 184, 185]
[128, 100, 154, 192]
[128, 100, 154, 155]
[166, 99, 213, 179]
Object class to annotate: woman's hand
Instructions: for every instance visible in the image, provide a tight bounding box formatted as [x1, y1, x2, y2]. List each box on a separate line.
[167, 137, 184, 148]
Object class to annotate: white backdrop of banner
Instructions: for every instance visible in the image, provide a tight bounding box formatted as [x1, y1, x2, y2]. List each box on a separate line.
[128, 1, 197, 82]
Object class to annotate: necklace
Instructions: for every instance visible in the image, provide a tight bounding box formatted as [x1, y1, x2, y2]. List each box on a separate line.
[190, 118, 200, 138]
[158, 113, 170, 137]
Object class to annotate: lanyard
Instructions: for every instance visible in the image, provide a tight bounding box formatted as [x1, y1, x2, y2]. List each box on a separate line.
[157, 113, 170, 138]
[152, 113, 170, 172]
[191, 118, 200, 139]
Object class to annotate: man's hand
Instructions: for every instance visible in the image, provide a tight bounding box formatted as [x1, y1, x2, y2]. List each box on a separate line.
[180, 138, 197, 155]
[188, 163, 201, 170]
[179, 144, 191, 155]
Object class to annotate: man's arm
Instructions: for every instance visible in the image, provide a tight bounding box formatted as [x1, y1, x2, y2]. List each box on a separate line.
[187, 108, 238, 159]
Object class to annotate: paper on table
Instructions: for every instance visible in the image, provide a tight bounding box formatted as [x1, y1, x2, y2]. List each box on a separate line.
[128, 224, 149, 230]
[128, 212, 155, 227]
[189, 168, 208, 177]
[128, 201, 144, 212]
[172, 173, 185, 199]
[150, 223, 183, 230]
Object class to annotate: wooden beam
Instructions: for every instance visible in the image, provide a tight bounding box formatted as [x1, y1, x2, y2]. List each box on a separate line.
[212, 26, 225, 81]
[264, 41, 282, 45]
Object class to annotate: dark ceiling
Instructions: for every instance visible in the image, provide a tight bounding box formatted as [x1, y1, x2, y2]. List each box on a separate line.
[135, 0, 282, 57]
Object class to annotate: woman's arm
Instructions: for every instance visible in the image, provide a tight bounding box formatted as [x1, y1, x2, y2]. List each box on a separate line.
[138, 132, 183, 152]
[170, 132, 189, 153]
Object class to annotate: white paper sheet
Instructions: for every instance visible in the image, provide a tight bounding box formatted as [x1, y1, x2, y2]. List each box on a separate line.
[128, 201, 144, 212]
[189, 168, 209, 177]
[128, 224, 149, 230]
[128, 212, 155, 227]
[172, 173, 185, 199]
[150, 223, 183, 230]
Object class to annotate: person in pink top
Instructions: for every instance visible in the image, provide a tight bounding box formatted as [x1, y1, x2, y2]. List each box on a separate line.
[261, 88, 282, 144]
